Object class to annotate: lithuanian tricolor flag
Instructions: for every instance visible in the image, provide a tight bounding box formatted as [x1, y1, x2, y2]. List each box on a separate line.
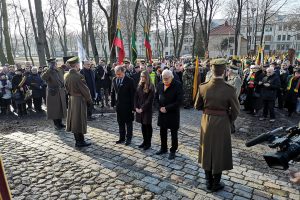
[0, 156, 11, 200]
[113, 21, 125, 64]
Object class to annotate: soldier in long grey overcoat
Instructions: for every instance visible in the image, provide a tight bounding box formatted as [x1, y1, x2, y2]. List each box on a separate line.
[195, 58, 240, 192]
[64, 57, 93, 147]
[41, 58, 67, 130]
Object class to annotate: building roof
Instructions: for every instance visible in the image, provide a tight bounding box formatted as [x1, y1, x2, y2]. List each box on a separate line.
[210, 21, 235, 36]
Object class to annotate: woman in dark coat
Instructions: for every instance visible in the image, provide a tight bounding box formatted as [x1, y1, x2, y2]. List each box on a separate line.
[134, 71, 155, 150]
[11, 69, 26, 116]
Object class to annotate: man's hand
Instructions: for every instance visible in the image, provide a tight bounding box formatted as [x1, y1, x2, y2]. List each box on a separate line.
[264, 83, 270, 87]
[160, 107, 167, 113]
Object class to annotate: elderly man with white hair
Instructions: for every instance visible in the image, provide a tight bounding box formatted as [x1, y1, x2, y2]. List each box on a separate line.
[259, 67, 281, 122]
[156, 69, 183, 160]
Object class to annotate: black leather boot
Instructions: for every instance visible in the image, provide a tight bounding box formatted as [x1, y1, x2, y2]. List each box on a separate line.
[75, 133, 91, 147]
[211, 173, 225, 192]
[205, 171, 213, 190]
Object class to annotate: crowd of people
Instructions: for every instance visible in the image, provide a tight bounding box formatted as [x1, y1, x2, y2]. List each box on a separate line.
[1, 57, 300, 121]
[1, 56, 300, 192]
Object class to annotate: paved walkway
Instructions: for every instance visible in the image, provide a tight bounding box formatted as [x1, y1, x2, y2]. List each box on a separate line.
[0, 109, 299, 200]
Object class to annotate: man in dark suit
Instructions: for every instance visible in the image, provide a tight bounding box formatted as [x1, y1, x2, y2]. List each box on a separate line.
[95, 59, 112, 107]
[156, 69, 183, 160]
[80, 60, 96, 121]
[111, 66, 135, 145]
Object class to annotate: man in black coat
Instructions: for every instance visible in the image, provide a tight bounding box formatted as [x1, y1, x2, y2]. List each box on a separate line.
[95, 59, 112, 107]
[259, 67, 281, 122]
[80, 60, 96, 120]
[156, 69, 183, 160]
[111, 66, 135, 145]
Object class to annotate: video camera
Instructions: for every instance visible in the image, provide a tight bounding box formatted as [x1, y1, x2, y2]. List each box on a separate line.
[245, 126, 300, 170]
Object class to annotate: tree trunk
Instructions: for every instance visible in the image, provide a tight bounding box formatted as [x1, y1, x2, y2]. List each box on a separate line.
[234, 0, 242, 56]
[20, 7, 34, 65]
[253, 6, 259, 54]
[28, 0, 46, 66]
[88, 0, 99, 63]
[14, 5, 28, 61]
[83, 0, 89, 57]
[0, 3, 7, 65]
[1, 0, 14, 64]
[177, 0, 188, 58]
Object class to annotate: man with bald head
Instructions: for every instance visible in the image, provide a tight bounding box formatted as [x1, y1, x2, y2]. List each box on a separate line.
[80, 60, 96, 120]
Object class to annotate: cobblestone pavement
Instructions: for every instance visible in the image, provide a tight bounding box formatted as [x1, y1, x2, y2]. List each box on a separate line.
[0, 108, 300, 200]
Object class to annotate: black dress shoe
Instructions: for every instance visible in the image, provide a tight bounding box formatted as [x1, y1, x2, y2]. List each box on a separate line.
[211, 181, 225, 192]
[155, 149, 168, 155]
[125, 140, 131, 146]
[168, 152, 176, 160]
[75, 141, 91, 147]
[116, 139, 125, 144]
[138, 143, 145, 148]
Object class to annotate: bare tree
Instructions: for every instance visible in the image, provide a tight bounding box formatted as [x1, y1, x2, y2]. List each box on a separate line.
[196, 0, 219, 54]
[97, 0, 119, 64]
[12, 1, 28, 61]
[88, 0, 99, 63]
[49, 0, 69, 57]
[1, 0, 14, 64]
[234, 0, 245, 55]
[77, 0, 89, 57]
[166, 0, 188, 58]
[259, 0, 288, 46]
[0, 2, 8, 65]
[189, 0, 199, 58]
[19, 4, 34, 65]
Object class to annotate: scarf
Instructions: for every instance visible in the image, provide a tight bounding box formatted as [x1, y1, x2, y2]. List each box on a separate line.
[248, 73, 256, 89]
[287, 76, 300, 93]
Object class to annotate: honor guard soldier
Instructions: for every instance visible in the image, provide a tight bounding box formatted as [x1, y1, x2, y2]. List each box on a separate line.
[195, 58, 240, 192]
[64, 57, 93, 147]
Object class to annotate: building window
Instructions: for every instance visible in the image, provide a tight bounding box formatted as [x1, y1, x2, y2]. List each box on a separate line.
[165, 52, 168, 55]
[297, 34, 300, 41]
[264, 35, 272, 41]
[277, 35, 281, 41]
[278, 25, 282, 31]
[282, 35, 286, 41]
[281, 44, 285, 50]
[265, 25, 272, 32]
[287, 35, 291, 41]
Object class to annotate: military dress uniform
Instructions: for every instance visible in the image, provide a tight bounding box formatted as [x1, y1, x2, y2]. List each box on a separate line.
[182, 63, 195, 109]
[195, 58, 240, 192]
[41, 58, 67, 130]
[64, 57, 93, 147]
